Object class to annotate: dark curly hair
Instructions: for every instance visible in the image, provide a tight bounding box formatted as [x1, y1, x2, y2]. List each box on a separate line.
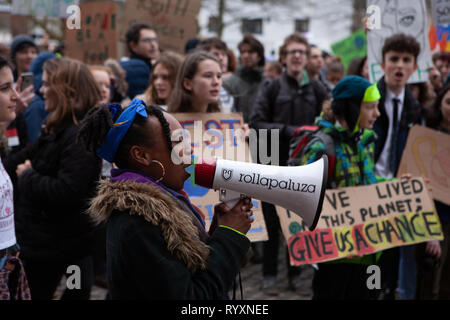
[238, 34, 265, 67]
[382, 33, 420, 63]
[125, 23, 155, 55]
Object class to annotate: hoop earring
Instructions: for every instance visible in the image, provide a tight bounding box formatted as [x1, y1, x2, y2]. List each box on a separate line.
[152, 160, 166, 183]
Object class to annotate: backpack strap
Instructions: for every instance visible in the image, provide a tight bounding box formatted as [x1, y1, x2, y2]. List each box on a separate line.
[289, 126, 320, 163]
[288, 126, 337, 189]
[315, 131, 335, 174]
[314, 131, 337, 188]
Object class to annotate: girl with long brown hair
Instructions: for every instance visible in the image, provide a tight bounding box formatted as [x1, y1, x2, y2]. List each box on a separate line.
[4, 57, 102, 300]
[137, 51, 183, 108]
[167, 51, 222, 113]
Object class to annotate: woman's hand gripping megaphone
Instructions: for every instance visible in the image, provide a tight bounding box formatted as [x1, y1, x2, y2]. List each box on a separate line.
[209, 197, 254, 236]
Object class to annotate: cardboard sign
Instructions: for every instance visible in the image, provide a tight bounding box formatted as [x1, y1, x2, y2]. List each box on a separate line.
[65, 1, 117, 64]
[122, 0, 202, 54]
[172, 112, 268, 242]
[331, 29, 367, 70]
[398, 125, 450, 205]
[367, 0, 433, 83]
[278, 177, 443, 266]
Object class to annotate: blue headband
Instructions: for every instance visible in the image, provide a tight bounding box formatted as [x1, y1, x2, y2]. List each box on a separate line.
[97, 98, 149, 162]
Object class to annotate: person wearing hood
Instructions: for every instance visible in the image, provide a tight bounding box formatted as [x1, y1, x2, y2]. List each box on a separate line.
[300, 75, 385, 299]
[23, 52, 56, 144]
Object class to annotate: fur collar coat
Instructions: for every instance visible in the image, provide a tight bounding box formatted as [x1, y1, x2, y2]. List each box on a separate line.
[88, 169, 251, 299]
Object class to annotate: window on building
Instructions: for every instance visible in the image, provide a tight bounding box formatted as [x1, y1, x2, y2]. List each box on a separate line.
[241, 18, 263, 34]
[208, 16, 218, 33]
[294, 18, 310, 33]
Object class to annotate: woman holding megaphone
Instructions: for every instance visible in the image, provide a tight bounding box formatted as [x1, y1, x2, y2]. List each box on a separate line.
[77, 98, 253, 299]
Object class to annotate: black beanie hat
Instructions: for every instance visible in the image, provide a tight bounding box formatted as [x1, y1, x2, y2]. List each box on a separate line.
[331, 75, 379, 133]
[10, 34, 37, 60]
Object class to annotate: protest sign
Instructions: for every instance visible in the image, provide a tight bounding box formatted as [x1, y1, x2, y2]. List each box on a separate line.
[122, 0, 202, 54]
[65, 1, 117, 64]
[429, 24, 450, 52]
[431, 0, 450, 26]
[277, 177, 443, 265]
[172, 112, 268, 242]
[331, 29, 367, 70]
[367, 0, 433, 83]
[429, 0, 450, 52]
[398, 125, 450, 205]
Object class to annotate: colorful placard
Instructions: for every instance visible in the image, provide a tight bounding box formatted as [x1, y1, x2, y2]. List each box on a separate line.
[331, 29, 367, 70]
[172, 112, 268, 242]
[278, 177, 443, 265]
[429, 0, 450, 52]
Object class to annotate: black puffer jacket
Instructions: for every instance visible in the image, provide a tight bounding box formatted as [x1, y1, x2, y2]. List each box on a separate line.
[4, 121, 101, 262]
[250, 72, 328, 166]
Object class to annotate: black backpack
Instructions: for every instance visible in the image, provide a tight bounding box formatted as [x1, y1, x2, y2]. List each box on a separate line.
[288, 125, 336, 183]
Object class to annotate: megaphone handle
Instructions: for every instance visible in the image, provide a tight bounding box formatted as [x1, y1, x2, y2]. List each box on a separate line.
[219, 189, 246, 209]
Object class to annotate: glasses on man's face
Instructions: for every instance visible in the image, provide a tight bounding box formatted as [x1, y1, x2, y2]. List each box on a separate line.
[286, 49, 307, 56]
[140, 37, 158, 44]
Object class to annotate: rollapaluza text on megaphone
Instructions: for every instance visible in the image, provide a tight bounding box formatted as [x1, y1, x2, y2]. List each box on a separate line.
[195, 155, 328, 231]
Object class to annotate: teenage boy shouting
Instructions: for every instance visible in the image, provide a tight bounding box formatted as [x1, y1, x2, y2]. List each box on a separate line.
[374, 33, 422, 300]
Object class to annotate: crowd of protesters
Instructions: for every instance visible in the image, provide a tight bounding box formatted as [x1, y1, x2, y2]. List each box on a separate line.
[0, 16, 449, 300]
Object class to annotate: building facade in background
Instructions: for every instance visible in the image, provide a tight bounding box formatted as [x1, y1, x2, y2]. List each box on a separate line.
[198, 0, 355, 59]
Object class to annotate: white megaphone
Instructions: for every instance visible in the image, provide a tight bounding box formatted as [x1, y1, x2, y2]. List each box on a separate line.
[195, 155, 328, 231]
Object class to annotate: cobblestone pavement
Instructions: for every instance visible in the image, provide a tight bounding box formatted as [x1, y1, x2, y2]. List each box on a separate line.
[54, 241, 314, 300]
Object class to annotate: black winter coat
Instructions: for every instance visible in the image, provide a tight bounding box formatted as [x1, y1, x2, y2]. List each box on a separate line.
[4, 121, 101, 262]
[89, 174, 251, 299]
[250, 72, 328, 166]
[373, 76, 422, 174]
